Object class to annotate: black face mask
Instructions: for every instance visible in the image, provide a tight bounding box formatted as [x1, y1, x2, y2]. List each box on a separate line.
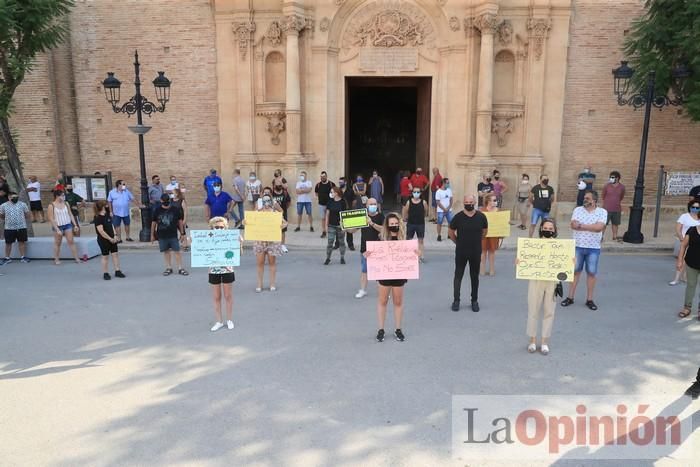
[541, 230, 555, 238]
[10, 197, 18, 203]
[388, 225, 400, 233]
[464, 204, 475, 212]
[67, 189, 73, 193]
[542, 179, 549, 185]
[162, 202, 170, 207]
[486, 178, 492, 183]
[494, 176, 500, 180]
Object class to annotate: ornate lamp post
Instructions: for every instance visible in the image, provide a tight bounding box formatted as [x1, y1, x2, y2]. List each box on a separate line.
[102, 50, 171, 242]
[612, 60, 690, 244]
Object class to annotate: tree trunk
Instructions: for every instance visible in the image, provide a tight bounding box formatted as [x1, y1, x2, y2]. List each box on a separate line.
[1, 116, 35, 237]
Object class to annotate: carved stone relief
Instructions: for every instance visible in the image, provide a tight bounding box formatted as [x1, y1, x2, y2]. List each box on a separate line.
[320, 17, 330, 32]
[497, 20, 513, 45]
[232, 21, 256, 60]
[449, 16, 460, 32]
[473, 13, 498, 35]
[463, 16, 475, 38]
[527, 18, 552, 60]
[491, 109, 523, 147]
[341, 1, 437, 51]
[258, 111, 286, 145]
[283, 14, 311, 35]
[265, 21, 282, 46]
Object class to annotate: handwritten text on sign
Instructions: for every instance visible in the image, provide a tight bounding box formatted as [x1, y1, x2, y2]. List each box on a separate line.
[244, 211, 283, 242]
[190, 229, 241, 268]
[484, 210, 511, 238]
[516, 238, 575, 282]
[366, 239, 419, 281]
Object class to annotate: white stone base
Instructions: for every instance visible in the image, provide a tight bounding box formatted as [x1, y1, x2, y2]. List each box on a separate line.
[0, 237, 101, 260]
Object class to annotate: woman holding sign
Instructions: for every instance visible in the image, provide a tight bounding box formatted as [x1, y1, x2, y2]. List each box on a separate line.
[208, 217, 237, 332]
[480, 195, 501, 276]
[365, 213, 416, 343]
[252, 192, 287, 292]
[524, 219, 560, 355]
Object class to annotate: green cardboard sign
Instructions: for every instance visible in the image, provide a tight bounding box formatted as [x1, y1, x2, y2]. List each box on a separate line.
[340, 209, 369, 230]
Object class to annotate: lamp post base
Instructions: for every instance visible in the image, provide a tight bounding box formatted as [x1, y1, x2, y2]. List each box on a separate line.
[138, 206, 152, 243]
[623, 205, 645, 244]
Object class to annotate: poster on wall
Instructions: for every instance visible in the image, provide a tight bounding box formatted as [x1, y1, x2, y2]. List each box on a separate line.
[71, 178, 89, 200]
[665, 172, 700, 196]
[91, 178, 107, 200]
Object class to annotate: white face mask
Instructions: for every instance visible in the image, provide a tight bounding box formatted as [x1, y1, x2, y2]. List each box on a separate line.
[522, 179, 529, 184]
[609, 177, 616, 183]
[300, 175, 306, 181]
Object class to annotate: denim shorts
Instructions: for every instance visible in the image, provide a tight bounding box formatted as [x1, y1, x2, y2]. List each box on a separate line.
[574, 247, 601, 275]
[158, 236, 181, 252]
[319, 204, 327, 220]
[296, 202, 312, 216]
[431, 190, 437, 208]
[530, 208, 550, 225]
[112, 215, 131, 227]
[53, 223, 73, 233]
[361, 254, 368, 273]
[437, 210, 453, 225]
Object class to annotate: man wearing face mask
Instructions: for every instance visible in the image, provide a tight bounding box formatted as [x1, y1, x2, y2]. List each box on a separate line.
[602, 171, 625, 242]
[294, 171, 314, 232]
[314, 171, 335, 238]
[0, 192, 31, 264]
[107, 180, 139, 242]
[409, 168, 429, 204]
[434, 177, 453, 241]
[449, 194, 489, 312]
[561, 190, 607, 311]
[64, 184, 85, 226]
[477, 174, 494, 208]
[151, 193, 188, 276]
[516, 174, 532, 230]
[148, 175, 164, 213]
[528, 175, 556, 238]
[205, 182, 233, 220]
[576, 165, 596, 207]
[355, 197, 384, 298]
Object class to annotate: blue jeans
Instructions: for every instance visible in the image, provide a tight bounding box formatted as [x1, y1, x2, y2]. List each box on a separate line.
[437, 210, 453, 225]
[574, 247, 601, 275]
[296, 202, 312, 216]
[230, 201, 245, 223]
[531, 208, 550, 226]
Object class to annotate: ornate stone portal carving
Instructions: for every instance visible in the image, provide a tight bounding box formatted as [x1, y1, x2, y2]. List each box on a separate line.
[491, 109, 524, 147]
[341, 1, 437, 51]
[497, 20, 513, 45]
[449, 16, 460, 32]
[265, 21, 282, 46]
[320, 17, 330, 32]
[473, 13, 498, 35]
[527, 18, 552, 60]
[283, 14, 311, 35]
[258, 111, 286, 146]
[232, 21, 256, 60]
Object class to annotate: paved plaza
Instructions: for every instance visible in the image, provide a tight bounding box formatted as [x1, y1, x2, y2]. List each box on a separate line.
[0, 247, 698, 467]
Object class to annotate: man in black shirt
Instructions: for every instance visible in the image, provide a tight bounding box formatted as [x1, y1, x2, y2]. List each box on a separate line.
[477, 174, 494, 208]
[355, 197, 385, 298]
[528, 175, 556, 238]
[335, 176, 356, 250]
[314, 171, 335, 238]
[151, 193, 188, 276]
[449, 194, 488, 312]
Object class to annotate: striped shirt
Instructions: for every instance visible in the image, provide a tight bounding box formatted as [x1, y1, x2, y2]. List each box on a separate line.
[52, 202, 72, 226]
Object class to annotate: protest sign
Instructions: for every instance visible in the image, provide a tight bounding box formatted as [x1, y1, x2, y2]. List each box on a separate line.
[340, 209, 369, 230]
[366, 239, 419, 281]
[190, 229, 241, 268]
[244, 211, 283, 242]
[516, 238, 575, 282]
[484, 210, 511, 238]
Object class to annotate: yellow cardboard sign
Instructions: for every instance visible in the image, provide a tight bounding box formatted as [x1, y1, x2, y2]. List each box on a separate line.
[484, 210, 511, 238]
[244, 211, 283, 242]
[516, 238, 575, 282]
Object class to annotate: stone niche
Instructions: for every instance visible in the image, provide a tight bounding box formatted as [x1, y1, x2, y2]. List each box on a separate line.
[265, 51, 286, 102]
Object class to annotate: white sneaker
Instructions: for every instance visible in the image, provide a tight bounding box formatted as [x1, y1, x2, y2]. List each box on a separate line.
[281, 245, 288, 253]
[270, 286, 277, 292]
[210, 322, 224, 332]
[226, 320, 234, 330]
[669, 280, 680, 286]
[355, 289, 367, 299]
[255, 287, 262, 293]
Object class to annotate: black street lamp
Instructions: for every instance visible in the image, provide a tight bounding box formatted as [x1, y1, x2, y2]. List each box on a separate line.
[102, 50, 172, 242]
[612, 60, 690, 244]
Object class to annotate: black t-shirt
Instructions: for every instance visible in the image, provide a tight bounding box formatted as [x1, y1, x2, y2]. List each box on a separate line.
[690, 185, 700, 202]
[272, 191, 291, 212]
[449, 210, 488, 254]
[342, 186, 354, 206]
[531, 185, 555, 212]
[0, 180, 10, 204]
[477, 182, 494, 206]
[94, 213, 115, 241]
[326, 198, 346, 226]
[685, 226, 700, 270]
[361, 212, 385, 253]
[153, 206, 183, 238]
[315, 181, 335, 206]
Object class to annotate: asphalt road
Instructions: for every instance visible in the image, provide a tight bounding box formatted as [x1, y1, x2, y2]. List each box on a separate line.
[0, 249, 698, 467]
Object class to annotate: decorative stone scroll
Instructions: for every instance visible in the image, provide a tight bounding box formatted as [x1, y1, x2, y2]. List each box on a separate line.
[258, 111, 286, 145]
[527, 18, 552, 60]
[359, 48, 418, 74]
[342, 1, 437, 51]
[491, 109, 523, 147]
[232, 21, 256, 60]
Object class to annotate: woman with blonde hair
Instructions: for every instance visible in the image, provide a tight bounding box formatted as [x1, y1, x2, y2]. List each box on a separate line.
[93, 200, 125, 280]
[47, 189, 82, 265]
[364, 212, 418, 342]
[208, 216, 238, 332]
[480, 194, 501, 275]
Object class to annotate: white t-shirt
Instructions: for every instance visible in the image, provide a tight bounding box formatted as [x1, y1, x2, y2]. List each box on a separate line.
[165, 182, 179, 193]
[246, 180, 262, 201]
[296, 180, 313, 203]
[677, 213, 700, 237]
[571, 206, 608, 249]
[435, 188, 452, 213]
[27, 181, 41, 201]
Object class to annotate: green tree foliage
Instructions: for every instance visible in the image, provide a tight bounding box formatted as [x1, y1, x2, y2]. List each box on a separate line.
[624, 0, 700, 120]
[0, 0, 73, 189]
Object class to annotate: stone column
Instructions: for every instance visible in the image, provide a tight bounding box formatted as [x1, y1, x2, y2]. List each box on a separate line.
[473, 13, 498, 163]
[283, 15, 305, 156]
[232, 20, 256, 156]
[523, 17, 551, 161]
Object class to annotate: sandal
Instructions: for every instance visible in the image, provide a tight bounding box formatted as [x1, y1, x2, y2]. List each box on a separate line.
[561, 297, 574, 307]
[162, 268, 173, 276]
[178, 268, 189, 276]
[678, 307, 691, 318]
[585, 300, 598, 311]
